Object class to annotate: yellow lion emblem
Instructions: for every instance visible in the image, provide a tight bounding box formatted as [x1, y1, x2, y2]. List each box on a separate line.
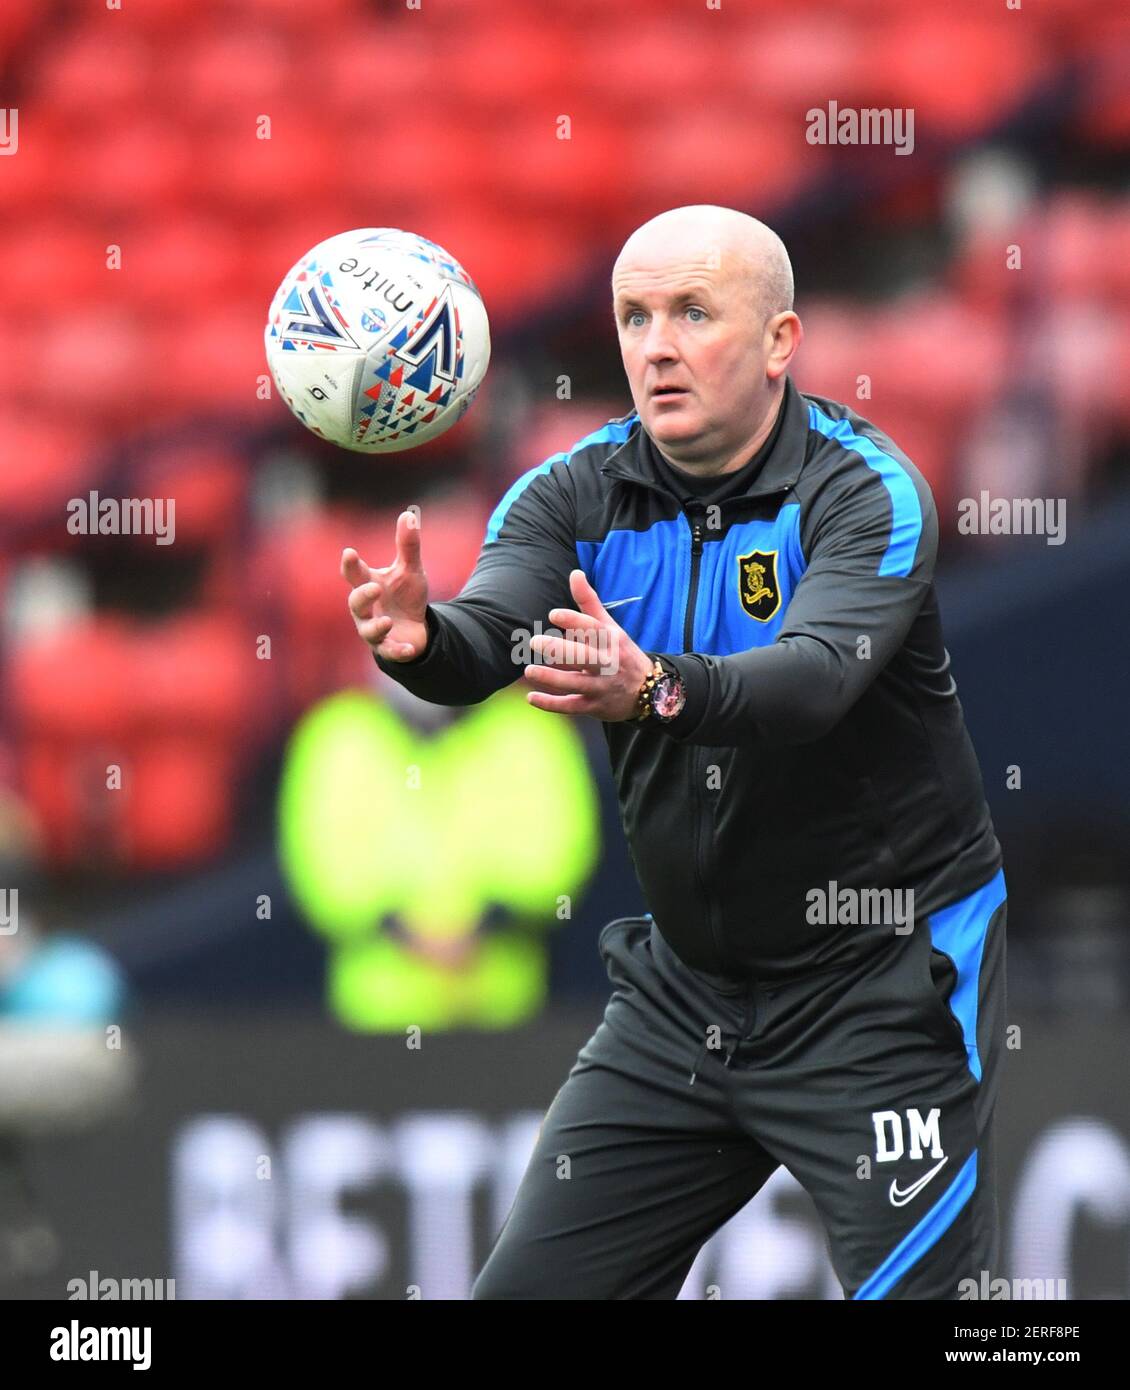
[737, 549, 781, 622]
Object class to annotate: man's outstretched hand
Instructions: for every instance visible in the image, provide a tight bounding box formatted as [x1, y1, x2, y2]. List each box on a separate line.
[341, 510, 429, 662]
[522, 568, 654, 722]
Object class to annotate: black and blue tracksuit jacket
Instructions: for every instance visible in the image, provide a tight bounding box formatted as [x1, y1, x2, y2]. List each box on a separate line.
[374, 374, 1002, 981]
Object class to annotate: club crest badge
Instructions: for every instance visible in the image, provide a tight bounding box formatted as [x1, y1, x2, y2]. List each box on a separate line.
[737, 549, 780, 622]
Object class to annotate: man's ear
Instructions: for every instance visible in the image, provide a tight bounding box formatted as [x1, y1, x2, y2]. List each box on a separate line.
[766, 312, 803, 381]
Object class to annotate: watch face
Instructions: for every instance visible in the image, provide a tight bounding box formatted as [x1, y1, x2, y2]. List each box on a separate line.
[653, 675, 686, 720]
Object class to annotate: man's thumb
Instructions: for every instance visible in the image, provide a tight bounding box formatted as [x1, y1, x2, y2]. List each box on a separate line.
[341, 548, 371, 587]
[570, 567, 607, 618]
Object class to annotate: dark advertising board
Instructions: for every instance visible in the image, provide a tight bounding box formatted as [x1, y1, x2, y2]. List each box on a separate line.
[5, 1007, 1128, 1300]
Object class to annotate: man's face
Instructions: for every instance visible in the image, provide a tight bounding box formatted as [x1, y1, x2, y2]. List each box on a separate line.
[612, 248, 767, 465]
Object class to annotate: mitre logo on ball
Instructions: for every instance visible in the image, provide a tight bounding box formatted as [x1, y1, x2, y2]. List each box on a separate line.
[264, 228, 491, 453]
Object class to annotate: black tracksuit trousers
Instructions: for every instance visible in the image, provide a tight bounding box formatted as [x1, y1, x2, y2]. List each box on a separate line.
[472, 871, 1008, 1300]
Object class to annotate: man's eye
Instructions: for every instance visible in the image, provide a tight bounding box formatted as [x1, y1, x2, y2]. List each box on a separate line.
[626, 311, 646, 327]
[686, 307, 706, 322]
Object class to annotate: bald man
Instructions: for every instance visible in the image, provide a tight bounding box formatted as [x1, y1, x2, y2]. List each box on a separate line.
[344, 205, 1007, 1301]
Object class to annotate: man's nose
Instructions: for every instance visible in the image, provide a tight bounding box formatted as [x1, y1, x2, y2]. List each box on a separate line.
[642, 318, 678, 362]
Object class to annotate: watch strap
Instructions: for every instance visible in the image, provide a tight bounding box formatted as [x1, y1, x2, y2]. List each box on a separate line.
[632, 657, 667, 722]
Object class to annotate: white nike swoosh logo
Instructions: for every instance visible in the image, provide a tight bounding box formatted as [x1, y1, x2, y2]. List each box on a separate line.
[604, 596, 642, 609]
[888, 1155, 949, 1207]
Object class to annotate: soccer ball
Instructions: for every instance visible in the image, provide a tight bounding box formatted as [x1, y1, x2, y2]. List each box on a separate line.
[264, 227, 490, 453]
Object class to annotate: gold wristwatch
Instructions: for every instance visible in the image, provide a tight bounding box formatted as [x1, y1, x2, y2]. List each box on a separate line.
[633, 657, 687, 723]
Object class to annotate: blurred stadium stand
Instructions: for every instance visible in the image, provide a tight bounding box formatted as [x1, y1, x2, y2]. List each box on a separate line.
[0, 0, 1129, 1305]
[0, 0, 1127, 1015]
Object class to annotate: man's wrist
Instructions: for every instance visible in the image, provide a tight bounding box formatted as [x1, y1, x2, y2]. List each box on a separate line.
[632, 654, 689, 724]
[631, 656, 667, 721]
[639, 653, 708, 734]
[373, 606, 438, 671]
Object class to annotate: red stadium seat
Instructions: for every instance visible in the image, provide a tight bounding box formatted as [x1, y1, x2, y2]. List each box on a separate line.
[627, 111, 811, 207]
[104, 0, 202, 31]
[801, 295, 1007, 415]
[13, 615, 251, 734]
[483, 119, 627, 215]
[725, 14, 874, 114]
[29, 23, 150, 116]
[13, 613, 256, 869]
[950, 228, 1025, 315]
[1098, 206, 1130, 303]
[20, 729, 243, 870]
[134, 445, 249, 547]
[578, 21, 740, 115]
[1042, 300, 1127, 430]
[444, 24, 569, 113]
[78, 120, 195, 214]
[0, 416, 90, 519]
[226, 0, 362, 33]
[153, 303, 276, 418]
[1040, 192, 1112, 300]
[5, 218, 112, 312]
[1076, 18, 1130, 147]
[340, 116, 485, 210]
[122, 218, 247, 315]
[312, 30, 439, 118]
[0, 113, 64, 211]
[35, 308, 152, 429]
[0, 0, 37, 62]
[870, 17, 1047, 138]
[201, 120, 338, 213]
[125, 733, 240, 867]
[179, 29, 296, 117]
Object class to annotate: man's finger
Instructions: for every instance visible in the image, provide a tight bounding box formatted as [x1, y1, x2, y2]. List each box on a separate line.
[569, 568, 609, 621]
[522, 664, 603, 694]
[547, 607, 600, 631]
[529, 632, 615, 672]
[362, 615, 394, 645]
[378, 635, 420, 662]
[396, 510, 423, 571]
[349, 580, 385, 620]
[526, 690, 592, 716]
[341, 548, 372, 587]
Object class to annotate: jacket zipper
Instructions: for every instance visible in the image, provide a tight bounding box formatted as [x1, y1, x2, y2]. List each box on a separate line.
[683, 507, 725, 974]
[596, 476, 794, 980]
[683, 510, 704, 649]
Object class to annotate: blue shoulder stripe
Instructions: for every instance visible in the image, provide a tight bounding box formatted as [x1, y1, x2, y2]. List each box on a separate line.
[807, 403, 923, 578]
[484, 417, 637, 545]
